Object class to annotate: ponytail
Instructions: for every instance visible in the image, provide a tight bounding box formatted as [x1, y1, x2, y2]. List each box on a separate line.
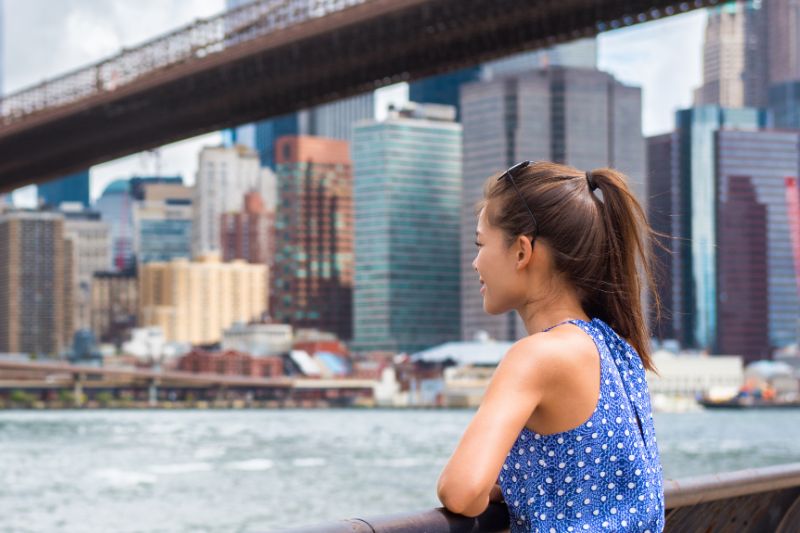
[585, 168, 659, 371]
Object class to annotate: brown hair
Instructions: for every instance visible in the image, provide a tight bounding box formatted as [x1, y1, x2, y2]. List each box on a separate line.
[477, 161, 660, 371]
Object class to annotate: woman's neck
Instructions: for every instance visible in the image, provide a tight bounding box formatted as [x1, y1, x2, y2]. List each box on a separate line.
[518, 297, 590, 336]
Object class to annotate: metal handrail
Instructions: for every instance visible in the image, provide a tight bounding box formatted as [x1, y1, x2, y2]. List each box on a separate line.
[270, 462, 800, 532]
[664, 461, 800, 509]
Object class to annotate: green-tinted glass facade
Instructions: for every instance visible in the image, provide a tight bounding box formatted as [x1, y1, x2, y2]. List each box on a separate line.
[353, 117, 462, 353]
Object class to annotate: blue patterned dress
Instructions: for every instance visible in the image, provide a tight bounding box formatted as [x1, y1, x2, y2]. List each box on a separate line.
[497, 317, 664, 532]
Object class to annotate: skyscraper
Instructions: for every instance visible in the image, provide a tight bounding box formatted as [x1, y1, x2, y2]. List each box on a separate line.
[353, 103, 462, 354]
[221, 191, 275, 266]
[762, 0, 800, 129]
[61, 204, 111, 333]
[192, 145, 273, 257]
[715, 129, 800, 361]
[132, 183, 193, 264]
[273, 136, 353, 340]
[37, 170, 91, 209]
[769, 81, 800, 129]
[674, 106, 770, 350]
[694, 1, 768, 108]
[459, 66, 646, 342]
[767, 0, 800, 85]
[91, 270, 137, 346]
[96, 179, 135, 271]
[139, 255, 268, 345]
[646, 133, 679, 341]
[0, 211, 74, 356]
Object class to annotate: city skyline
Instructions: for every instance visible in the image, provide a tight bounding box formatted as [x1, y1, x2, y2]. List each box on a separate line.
[0, 1, 798, 360]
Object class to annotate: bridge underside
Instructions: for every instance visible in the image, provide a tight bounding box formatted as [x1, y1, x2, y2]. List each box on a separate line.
[0, 0, 718, 192]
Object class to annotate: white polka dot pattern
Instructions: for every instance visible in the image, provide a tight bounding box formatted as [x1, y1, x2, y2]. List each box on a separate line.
[497, 318, 665, 532]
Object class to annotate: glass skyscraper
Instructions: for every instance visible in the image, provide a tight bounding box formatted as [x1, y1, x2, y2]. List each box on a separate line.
[769, 80, 800, 129]
[715, 129, 800, 360]
[37, 170, 91, 208]
[353, 104, 462, 353]
[674, 106, 770, 350]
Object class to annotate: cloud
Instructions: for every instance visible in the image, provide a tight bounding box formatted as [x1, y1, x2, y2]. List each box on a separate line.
[4, 0, 225, 205]
[598, 9, 707, 136]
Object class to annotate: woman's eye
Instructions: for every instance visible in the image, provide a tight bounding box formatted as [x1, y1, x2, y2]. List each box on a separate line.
[474, 241, 482, 248]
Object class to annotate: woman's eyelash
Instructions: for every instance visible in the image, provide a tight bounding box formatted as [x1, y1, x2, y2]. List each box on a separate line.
[474, 241, 482, 247]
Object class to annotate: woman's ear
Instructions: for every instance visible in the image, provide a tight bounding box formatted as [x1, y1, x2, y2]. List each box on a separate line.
[515, 235, 533, 270]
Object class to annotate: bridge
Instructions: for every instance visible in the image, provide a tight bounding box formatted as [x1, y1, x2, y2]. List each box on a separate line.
[0, 358, 375, 407]
[0, 0, 720, 193]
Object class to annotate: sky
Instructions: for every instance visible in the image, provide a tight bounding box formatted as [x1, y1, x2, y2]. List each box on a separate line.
[1, 0, 707, 206]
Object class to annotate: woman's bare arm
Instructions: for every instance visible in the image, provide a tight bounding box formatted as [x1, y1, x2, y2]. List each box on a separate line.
[436, 334, 565, 516]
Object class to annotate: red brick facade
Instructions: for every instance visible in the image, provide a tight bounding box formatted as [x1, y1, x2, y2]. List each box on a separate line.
[177, 349, 283, 378]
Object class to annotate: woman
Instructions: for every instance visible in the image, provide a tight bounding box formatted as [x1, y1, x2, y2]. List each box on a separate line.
[436, 161, 664, 532]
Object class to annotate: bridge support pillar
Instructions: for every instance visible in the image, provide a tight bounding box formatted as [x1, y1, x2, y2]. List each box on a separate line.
[148, 379, 159, 407]
[72, 373, 84, 407]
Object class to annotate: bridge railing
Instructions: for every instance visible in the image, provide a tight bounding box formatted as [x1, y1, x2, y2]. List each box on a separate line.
[0, 0, 368, 126]
[269, 462, 800, 532]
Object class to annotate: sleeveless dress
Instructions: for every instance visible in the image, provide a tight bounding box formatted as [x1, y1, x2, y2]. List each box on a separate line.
[497, 317, 664, 532]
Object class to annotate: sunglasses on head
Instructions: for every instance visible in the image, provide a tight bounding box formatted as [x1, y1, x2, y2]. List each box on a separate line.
[497, 160, 538, 238]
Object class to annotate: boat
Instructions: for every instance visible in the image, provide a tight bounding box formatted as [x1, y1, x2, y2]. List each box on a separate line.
[698, 397, 800, 409]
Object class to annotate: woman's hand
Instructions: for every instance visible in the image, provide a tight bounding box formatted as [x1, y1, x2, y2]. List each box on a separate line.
[489, 484, 505, 503]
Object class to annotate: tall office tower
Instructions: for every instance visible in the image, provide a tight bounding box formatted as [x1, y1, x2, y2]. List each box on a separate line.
[352, 103, 462, 354]
[459, 66, 645, 342]
[646, 133, 679, 341]
[221, 191, 275, 266]
[409, 38, 597, 117]
[132, 182, 193, 264]
[695, 1, 768, 108]
[192, 145, 273, 257]
[273, 136, 353, 340]
[715, 129, 800, 362]
[37, 170, 91, 209]
[129, 176, 183, 201]
[61, 204, 111, 332]
[769, 81, 800, 129]
[767, 0, 800, 85]
[95, 179, 135, 271]
[0, 0, 3, 96]
[765, 1, 800, 129]
[91, 270, 138, 346]
[139, 255, 268, 345]
[674, 106, 770, 351]
[0, 211, 74, 356]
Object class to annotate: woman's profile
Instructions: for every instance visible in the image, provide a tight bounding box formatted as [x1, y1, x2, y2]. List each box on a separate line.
[436, 160, 665, 532]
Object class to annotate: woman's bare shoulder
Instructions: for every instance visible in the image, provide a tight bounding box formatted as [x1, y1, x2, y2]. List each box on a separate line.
[498, 325, 597, 391]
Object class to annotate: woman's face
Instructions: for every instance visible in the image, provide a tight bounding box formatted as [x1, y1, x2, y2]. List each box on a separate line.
[472, 206, 525, 315]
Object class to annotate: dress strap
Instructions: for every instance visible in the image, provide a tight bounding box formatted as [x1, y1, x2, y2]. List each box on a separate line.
[541, 318, 583, 333]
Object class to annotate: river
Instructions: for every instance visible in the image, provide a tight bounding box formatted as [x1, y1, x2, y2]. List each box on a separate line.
[1, 408, 798, 532]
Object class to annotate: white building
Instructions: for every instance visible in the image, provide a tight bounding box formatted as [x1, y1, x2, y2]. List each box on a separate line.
[646, 350, 743, 400]
[122, 326, 190, 363]
[221, 322, 293, 356]
[192, 145, 276, 257]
